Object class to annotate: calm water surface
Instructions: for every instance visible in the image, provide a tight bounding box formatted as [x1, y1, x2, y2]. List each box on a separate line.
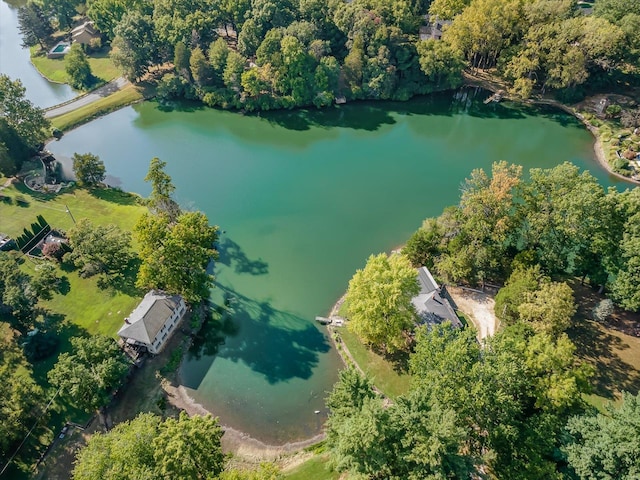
[0, 0, 75, 108]
[48, 91, 622, 443]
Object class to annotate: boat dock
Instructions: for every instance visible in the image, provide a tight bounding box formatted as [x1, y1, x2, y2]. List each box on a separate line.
[315, 316, 345, 327]
[484, 91, 504, 104]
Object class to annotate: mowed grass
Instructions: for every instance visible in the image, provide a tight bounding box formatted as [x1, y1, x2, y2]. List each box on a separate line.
[50, 83, 144, 132]
[337, 327, 411, 398]
[31, 46, 121, 86]
[285, 454, 340, 480]
[1, 184, 146, 337]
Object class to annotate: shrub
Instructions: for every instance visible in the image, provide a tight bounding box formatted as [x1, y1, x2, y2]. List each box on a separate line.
[592, 299, 614, 322]
[42, 242, 65, 261]
[605, 104, 622, 118]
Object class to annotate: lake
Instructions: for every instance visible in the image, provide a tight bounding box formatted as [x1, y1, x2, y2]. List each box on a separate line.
[0, 0, 75, 108]
[47, 92, 621, 443]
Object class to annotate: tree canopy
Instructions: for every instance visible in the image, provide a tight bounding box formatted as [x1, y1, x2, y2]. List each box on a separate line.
[72, 152, 106, 186]
[48, 335, 130, 412]
[345, 253, 419, 353]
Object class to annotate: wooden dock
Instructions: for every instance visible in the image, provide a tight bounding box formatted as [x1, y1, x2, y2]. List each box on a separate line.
[484, 91, 504, 104]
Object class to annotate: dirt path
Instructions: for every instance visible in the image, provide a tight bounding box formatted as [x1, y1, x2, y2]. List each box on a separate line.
[44, 77, 129, 118]
[448, 286, 497, 339]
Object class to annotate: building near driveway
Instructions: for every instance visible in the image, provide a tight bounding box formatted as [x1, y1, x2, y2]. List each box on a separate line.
[412, 266, 462, 328]
[118, 291, 186, 354]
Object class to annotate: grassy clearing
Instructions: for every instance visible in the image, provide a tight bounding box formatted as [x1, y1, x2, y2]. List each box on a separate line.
[50, 83, 144, 132]
[31, 46, 120, 87]
[284, 454, 340, 480]
[337, 327, 411, 398]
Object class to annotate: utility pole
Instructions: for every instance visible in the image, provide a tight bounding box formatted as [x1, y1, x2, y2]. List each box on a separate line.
[65, 204, 76, 225]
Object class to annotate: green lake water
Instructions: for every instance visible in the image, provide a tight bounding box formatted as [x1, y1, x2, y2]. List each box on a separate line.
[48, 90, 622, 444]
[0, 0, 76, 108]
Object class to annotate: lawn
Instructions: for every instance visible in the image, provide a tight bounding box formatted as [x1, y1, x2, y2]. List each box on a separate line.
[1, 183, 147, 478]
[31, 46, 121, 87]
[50, 83, 144, 131]
[285, 454, 340, 480]
[337, 327, 411, 398]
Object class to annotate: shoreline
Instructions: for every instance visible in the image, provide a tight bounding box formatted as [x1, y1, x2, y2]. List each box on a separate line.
[462, 71, 639, 186]
[162, 374, 326, 461]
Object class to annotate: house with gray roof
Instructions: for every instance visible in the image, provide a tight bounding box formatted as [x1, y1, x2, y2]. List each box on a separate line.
[412, 267, 462, 328]
[71, 21, 100, 45]
[118, 291, 186, 354]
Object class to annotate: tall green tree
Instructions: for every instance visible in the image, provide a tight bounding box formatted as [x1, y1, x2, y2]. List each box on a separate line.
[48, 335, 130, 413]
[73, 413, 160, 480]
[564, 392, 640, 480]
[65, 44, 94, 89]
[0, 75, 50, 153]
[112, 11, 158, 81]
[135, 211, 219, 303]
[0, 322, 44, 458]
[143, 157, 180, 220]
[72, 152, 106, 186]
[152, 412, 225, 479]
[65, 218, 134, 286]
[17, 2, 54, 49]
[345, 253, 419, 354]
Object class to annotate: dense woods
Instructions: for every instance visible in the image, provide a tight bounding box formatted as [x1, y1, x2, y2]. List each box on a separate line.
[60, 0, 637, 111]
[403, 161, 640, 311]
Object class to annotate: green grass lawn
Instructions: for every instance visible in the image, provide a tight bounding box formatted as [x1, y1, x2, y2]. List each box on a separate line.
[1, 183, 147, 478]
[31, 46, 121, 87]
[337, 327, 411, 398]
[285, 454, 340, 480]
[51, 83, 144, 131]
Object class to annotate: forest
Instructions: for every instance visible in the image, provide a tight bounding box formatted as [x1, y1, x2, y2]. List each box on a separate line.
[17, 0, 640, 111]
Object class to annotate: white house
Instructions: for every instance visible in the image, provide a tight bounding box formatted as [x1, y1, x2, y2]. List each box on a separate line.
[118, 291, 186, 354]
[412, 267, 462, 328]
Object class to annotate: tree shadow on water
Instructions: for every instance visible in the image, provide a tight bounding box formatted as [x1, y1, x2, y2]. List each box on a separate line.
[216, 236, 268, 275]
[182, 284, 330, 389]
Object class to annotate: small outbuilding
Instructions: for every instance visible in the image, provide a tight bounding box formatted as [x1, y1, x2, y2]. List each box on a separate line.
[412, 266, 462, 328]
[118, 291, 186, 355]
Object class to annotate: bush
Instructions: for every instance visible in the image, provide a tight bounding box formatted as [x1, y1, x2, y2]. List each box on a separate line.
[51, 127, 63, 139]
[23, 330, 59, 361]
[42, 241, 65, 261]
[88, 37, 102, 53]
[605, 104, 622, 118]
[592, 299, 614, 322]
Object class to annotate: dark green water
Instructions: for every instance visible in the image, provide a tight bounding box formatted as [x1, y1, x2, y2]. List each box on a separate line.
[48, 90, 622, 443]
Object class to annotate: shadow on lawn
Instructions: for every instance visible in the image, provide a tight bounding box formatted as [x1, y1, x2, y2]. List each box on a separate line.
[568, 317, 640, 400]
[88, 187, 141, 206]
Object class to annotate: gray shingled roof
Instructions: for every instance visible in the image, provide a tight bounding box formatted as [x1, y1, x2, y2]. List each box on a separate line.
[413, 267, 461, 328]
[118, 291, 182, 345]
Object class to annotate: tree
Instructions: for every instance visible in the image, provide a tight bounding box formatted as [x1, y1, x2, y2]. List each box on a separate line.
[17, 2, 54, 49]
[73, 413, 160, 480]
[152, 412, 225, 479]
[135, 211, 219, 303]
[223, 51, 247, 90]
[402, 218, 443, 268]
[190, 47, 212, 86]
[0, 252, 38, 332]
[111, 11, 158, 81]
[517, 280, 576, 335]
[31, 261, 60, 301]
[72, 152, 106, 186]
[0, 75, 50, 153]
[65, 219, 134, 286]
[174, 41, 191, 80]
[564, 392, 640, 480]
[209, 38, 230, 83]
[144, 157, 180, 220]
[65, 44, 93, 89]
[42, 0, 80, 30]
[428, 0, 471, 19]
[345, 253, 419, 354]
[416, 39, 465, 88]
[48, 335, 130, 412]
[0, 322, 44, 458]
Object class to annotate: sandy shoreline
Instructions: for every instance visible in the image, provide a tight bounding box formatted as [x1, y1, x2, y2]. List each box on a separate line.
[162, 378, 327, 462]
